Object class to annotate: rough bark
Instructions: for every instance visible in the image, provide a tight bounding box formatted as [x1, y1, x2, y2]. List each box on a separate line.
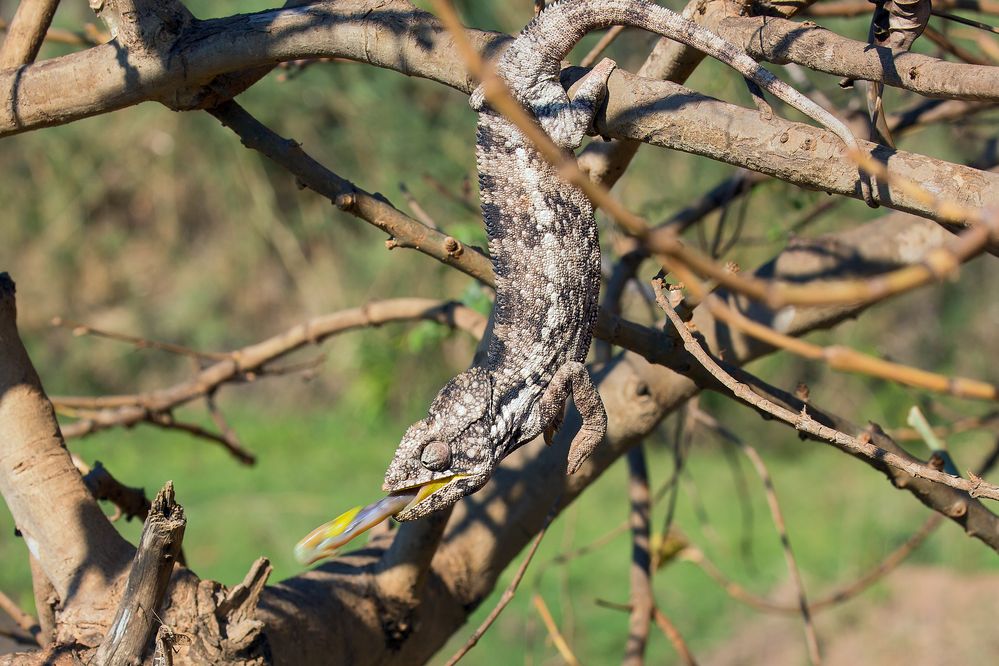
[585, 66, 999, 229]
[714, 15, 998, 100]
[0, 273, 133, 641]
[93, 483, 185, 666]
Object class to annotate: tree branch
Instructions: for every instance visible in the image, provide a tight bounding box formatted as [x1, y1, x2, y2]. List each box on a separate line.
[713, 14, 999, 100]
[93, 482, 185, 666]
[54, 299, 485, 440]
[0, 0, 60, 68]
[0, 272, 132, 613]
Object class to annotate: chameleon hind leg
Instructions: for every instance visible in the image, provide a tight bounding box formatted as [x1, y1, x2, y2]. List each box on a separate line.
[539, 361, 608, 474]
[539, 57, 617, 150]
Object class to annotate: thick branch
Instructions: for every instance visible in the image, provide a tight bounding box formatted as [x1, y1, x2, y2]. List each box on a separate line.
[713, 15, 999, 100]
[590, 67, 999, 228]
[0, 273, 132, 609]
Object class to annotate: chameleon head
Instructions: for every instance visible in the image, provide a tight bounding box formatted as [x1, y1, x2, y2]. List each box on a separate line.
[294, 368, 498, 565]
[382, 366, 496, 521]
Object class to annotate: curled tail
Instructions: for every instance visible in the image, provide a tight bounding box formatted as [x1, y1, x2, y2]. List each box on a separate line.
[505, 0, 874, 204]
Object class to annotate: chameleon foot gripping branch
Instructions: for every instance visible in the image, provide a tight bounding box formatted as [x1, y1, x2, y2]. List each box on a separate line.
[295, 0, 862, 564]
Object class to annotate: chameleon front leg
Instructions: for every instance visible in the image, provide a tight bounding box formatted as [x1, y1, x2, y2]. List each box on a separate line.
[539, 361, 608, 474]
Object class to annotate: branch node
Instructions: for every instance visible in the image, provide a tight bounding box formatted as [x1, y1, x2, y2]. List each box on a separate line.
[443, 236, 464, 257]
[335, 192, 357, 210]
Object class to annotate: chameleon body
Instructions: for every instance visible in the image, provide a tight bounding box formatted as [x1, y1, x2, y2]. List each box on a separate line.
[379, 0, 862, 521]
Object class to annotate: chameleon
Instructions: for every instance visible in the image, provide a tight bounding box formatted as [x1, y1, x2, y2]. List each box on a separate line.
[296, 0, 864, 564]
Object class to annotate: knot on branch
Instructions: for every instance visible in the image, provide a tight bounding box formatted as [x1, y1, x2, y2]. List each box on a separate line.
[92, 0, 193, 50]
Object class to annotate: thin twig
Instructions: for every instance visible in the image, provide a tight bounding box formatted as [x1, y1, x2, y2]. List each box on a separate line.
[0, 589, 39, 642]
[923, 25, 994, 65]
[547, 521, 631, 567]
[531, 594, 581, 666]
[652, 607, 698, 666]
[594, 599, 698, 666]
[695, 289, 999, 402]
[932, 9, 999, 35]
[53, 299, 485, 441]
[398, 181, 441, 230]
[422, 173, 478, 214]
[580, 25, 626, 67]
[624, 446, 653, 666]
[653, 279, 999, 502]
[144, 412, 256, 465]
[51, 316, 230, 361]
[891, 410, 999, 442]
[444, 499, 560, 665]
[739, 443, 821, 665]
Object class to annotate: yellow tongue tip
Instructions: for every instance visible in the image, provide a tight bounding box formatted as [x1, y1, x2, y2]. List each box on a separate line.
[294, 505, 364, 565]
[294, 474, 471, 566]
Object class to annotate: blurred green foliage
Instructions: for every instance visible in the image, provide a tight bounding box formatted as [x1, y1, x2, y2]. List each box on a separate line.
[1, 0, 998, 662]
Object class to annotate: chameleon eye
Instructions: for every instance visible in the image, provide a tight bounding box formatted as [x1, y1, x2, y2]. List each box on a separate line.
[420, 440, 451, 471]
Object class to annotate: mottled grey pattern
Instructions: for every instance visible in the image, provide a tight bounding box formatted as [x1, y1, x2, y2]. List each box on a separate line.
[383, 0, 861, 521]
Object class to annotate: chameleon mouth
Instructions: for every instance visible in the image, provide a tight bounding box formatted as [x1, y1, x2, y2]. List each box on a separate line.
[294, 475, 467, 565]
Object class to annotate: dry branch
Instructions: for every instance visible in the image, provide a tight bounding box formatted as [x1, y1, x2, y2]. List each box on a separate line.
[54, 299, 485, 440]
[658, 286, 999, 503]
[532, 594, 581, 666]
[93, 482, 185, 666]
[652, 606, 698, 666]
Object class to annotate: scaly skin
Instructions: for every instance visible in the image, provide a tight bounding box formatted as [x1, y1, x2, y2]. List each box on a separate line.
[382, 0, 862, 520]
